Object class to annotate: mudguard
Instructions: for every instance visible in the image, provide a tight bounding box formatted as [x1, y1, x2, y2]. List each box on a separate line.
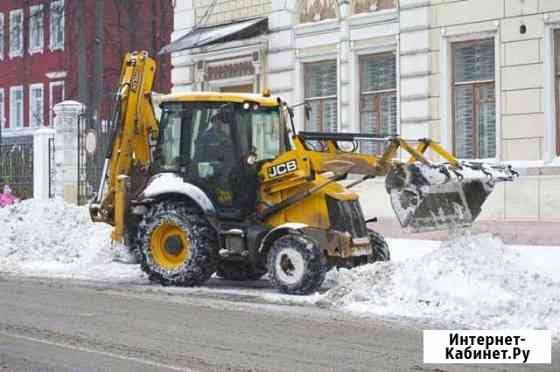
[138, 173, 216, 216]
[258, 223, 309, 255]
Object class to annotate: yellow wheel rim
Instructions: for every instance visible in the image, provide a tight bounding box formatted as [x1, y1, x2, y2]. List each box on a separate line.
[150, 223, 191, 269]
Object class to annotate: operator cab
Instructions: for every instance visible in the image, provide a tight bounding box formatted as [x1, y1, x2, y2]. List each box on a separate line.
[155, 96, 288, 219]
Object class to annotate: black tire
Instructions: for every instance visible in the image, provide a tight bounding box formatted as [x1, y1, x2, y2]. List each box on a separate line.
[367, 229, 390, 262]
[216, 261, 267, 281]
[138, 201, 217, 286]
[267, 233, 327, 295]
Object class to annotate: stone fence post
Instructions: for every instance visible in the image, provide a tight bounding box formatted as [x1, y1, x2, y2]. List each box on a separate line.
[53, 100, 85, 204]
[33, 128, 55, 200]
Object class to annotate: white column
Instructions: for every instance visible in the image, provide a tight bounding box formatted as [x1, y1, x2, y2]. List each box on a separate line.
[33, 128, 55, 200]
[170, 0, 196, 92]
[399, 0, 432, 140]
[53, 100, 85, 204]
[543, 22, 557, 162]
[339, 0, 351, 132]
[267, 0, 297, 105]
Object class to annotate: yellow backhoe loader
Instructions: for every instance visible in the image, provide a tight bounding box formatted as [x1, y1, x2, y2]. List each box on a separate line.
[90, 51, 516, 294]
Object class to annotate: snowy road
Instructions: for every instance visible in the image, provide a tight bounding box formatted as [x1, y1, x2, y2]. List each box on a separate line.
[3, 200, 560, 370]
[0, 275, 559, 372]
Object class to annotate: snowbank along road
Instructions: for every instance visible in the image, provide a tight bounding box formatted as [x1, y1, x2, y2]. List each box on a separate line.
[1, 199, 560, 370]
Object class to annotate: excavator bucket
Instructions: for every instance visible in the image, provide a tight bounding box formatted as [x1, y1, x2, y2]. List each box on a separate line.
[386, 162, 515, 233]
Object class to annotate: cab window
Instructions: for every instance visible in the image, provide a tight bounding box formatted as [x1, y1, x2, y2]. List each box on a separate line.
[239, 107, 284, 162]
[157, 106, 183, 170]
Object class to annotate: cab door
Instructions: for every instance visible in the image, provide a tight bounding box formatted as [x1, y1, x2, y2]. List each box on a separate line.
[186, 104, 244, 217]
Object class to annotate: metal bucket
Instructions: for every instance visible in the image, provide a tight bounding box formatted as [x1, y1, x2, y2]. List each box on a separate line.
[386, 163, 500, 233]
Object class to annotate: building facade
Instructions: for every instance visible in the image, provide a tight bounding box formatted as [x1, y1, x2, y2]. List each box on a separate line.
[170, 0, 560, 163]
[167, 0, 560, 222]
[0, 0, 173, 144]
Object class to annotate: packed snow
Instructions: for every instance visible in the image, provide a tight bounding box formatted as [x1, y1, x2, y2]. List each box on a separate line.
[1, 199, 560, 337]
[319, 232, 560, 336]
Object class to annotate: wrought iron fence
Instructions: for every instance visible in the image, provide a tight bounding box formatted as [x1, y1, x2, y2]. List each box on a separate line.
[0, 139, 34, 200]
[77, 112, 114, 205]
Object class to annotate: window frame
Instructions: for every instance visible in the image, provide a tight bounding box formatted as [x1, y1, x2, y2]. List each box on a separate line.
[49, 0, 65, 51]
[0, 14, 4, 61]
[29, 83, 44, 128]
[303, 60, 338, 132]
[10, 86, 24, 129]
[452, 81, 496, 158]
[9, 9, 23, 59]
[358, 52, 398, 154]
[29, 5, 44, 55]
[0, 89, 5, 129]
[451, 38, 496, 159]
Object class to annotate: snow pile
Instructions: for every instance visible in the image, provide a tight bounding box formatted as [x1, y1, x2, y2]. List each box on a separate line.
[0, 199, 143, 281]
[549, 157, 560, 166]
[319, 232, 560, 334]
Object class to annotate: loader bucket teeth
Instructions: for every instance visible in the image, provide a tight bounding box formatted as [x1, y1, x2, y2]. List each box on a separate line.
[386, 163, 497, 233]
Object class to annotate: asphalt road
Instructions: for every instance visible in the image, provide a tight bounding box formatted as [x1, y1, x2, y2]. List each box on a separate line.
[0, 276, 558, 372]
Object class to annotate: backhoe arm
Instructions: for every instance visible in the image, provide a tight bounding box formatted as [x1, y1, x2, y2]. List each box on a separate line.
[90, 51, 159, 242]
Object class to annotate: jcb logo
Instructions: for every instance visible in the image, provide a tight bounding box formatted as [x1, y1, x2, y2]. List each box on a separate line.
[268, 160, 298, 178]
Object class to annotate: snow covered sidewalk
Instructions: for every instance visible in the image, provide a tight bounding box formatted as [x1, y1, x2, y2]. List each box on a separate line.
[1, 199, 560, 337]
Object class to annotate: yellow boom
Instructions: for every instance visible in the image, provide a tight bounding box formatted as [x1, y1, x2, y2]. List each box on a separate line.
[90, 52, 159, 242]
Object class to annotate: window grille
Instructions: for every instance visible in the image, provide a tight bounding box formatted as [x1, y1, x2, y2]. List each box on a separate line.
[359, 52, 397, 154]
[452, 39, 496, 159]
[304, 61, 338, 132]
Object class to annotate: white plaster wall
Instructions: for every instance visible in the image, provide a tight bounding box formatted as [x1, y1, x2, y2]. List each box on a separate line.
[170, 1, 196, 92]
[167, 0, 560, 222]
[357, 173, 560, 222]
[33, 128, 55, 200]
[429, 0, 560, 162]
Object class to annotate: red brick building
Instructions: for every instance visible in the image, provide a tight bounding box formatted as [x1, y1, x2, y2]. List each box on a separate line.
[0, 0, 173, 143]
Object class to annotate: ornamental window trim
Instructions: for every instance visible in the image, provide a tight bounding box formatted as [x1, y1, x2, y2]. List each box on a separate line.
[9, 9, 23, 59]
